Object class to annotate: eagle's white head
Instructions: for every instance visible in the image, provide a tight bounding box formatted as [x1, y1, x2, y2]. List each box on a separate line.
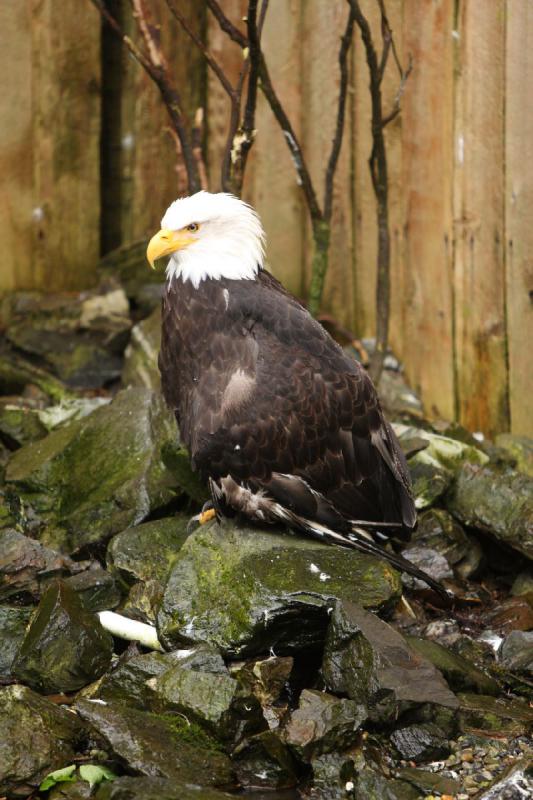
[146, 191, 265, 287]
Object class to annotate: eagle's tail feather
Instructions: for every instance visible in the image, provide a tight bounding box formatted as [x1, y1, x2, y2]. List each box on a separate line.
[271, 503, 451, 604]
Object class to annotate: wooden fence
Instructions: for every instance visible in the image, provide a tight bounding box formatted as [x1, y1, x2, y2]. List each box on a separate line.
[0, 0, 531, 436]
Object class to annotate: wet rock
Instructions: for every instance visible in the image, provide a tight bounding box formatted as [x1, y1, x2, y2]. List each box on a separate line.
[232, 729, 299, 790]
[499, 631, 533, 676]
[478, 759, 533, 799]
[283, 689, 365, 762]
[447, 463, 533, 560]
[401, 546, 453, 590]
[352, 769, 420, 800]
[321, 600, 458, 725]
[0, 345, 72, 402]
[0, 605, 32, 679]
[50, 782, 94, 800]
[5, 388, 181, 553]
[122, 308, 161, 391]
[310, 751, 358, 800]
[406, 636, 499, 695]
[0, 528, 72, 602]
[0, 684, 85, 797]
[5, 284, 131, 390]
[457, 693, 533, 737]
[390, 723, 450, 762]
[149, 653, 266, 744]
[98, 651, 182, 707]
[95, 776, 234, 800]
[395, 424, 488, 510]
[0, 401, 48, 447]
[64, 567, 122, 613]
[234, 655, 294, 708]
[396, 766, 460, 797]
[107, 517, 189, 590]
[13, 580, 113, 693]
[495, 434, 533, 478]
[411, 508, 471, 566]
[157, 520, 401, 657]
[75, 699, 233, 788]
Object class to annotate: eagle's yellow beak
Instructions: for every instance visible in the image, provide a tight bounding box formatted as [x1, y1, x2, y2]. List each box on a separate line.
[146, 228, 195, 269]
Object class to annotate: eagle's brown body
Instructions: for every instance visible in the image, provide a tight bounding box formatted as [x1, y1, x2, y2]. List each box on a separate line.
[159, 269, 423, 556]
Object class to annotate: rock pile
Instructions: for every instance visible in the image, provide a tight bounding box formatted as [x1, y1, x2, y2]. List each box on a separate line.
[0, 280, 531, 799]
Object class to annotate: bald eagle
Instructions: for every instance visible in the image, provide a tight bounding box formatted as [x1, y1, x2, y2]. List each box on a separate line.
[147, 191, 446, 598]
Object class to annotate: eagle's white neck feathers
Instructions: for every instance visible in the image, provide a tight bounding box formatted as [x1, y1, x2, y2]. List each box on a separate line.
[162, 191, 265, 287]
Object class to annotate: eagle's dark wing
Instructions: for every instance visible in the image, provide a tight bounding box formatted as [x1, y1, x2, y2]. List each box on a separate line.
[188, 270, 416, 534]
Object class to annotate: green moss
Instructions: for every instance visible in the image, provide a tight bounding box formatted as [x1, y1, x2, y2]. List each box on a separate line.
[154, 713, 224, 753]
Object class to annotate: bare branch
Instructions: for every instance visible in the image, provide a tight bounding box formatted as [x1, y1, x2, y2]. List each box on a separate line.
[91, 0, 201, 193]
[324, 6, 355, 222]
[206, 0, 247, 48]
[165, 0, 235, 100]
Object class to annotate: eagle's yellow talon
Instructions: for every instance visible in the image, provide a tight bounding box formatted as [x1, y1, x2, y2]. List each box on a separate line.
[198, 508, 216, 525]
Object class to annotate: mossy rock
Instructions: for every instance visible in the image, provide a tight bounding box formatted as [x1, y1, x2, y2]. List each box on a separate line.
[447, 463, 533, 560]
[95, 776, 234, 800]
[457, 692, 533, 736]
[157, 520, 402, 657]
[13, 580, 113, 693]
[5, 388, 183, 553]
[0, 684, 86, 797]
[0, 605, 33, 679]
[406, 636, 499, 695]
[122, 307, 161, 391]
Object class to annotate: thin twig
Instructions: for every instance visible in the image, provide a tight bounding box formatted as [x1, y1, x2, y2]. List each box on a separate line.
[206, 0, 247, 48]
[164, 0, 235, 99]
[324, 6, 356, 222]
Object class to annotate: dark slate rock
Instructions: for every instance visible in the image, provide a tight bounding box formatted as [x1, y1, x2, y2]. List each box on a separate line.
[149, 657, 266, 744]
[107, 517, 190, 588]
[0, 528, 72, 602]
[447, 463, 533, 560]
[390, 723, 450, 762]
[64, 567, 122, 613]
[232, 729, 299, 790]
[157, 520, 401, 657]
[5, 388, 182, 553]
[233, 655, 294, 707]
[396, 766, 460, 797]
[411, 508, 471, 566]
[457, 693, 533, 737]
[499, 631, 533, 677]
[283, 689, 365, 762]
[406, 636, 500, 695]
[95, 776, 234, 800]
[0, 605, 32, 679]
[13, 580, 113, 693]
[310, 751, 358, 800]
[75, 699, 234, 788]
[0, 684, 85, 797]
[321, 601, 458, 725]
[352, 769, 420, 800]
[0, 345, 71, 402]
[98, 651, 184, 708]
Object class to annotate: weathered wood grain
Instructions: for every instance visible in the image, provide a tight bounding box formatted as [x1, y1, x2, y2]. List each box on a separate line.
[0, 0, 100, 291]
[453, 0, 508, 436]
[505, 1, 533, 436]
[400, 0, 455, 421]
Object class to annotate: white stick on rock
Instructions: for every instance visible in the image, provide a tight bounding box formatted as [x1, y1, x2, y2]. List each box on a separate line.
[98, 611, 163, 651]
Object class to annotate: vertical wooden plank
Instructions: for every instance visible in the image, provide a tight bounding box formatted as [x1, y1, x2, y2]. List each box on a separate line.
[401, 0, 455, 420]
[453, 0, 507, 435]
[506, 1, 533, 436]
[31, 0, 101, 290]
[245, 0, 304, 298]
[0, 0, 100, 292]
[0, 0, 33, 291]
[351, 0, 404, 344]
[300, 0, 355, 330]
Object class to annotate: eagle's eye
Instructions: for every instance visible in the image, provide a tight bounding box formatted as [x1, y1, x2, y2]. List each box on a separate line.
[186, 222, 199, 232]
